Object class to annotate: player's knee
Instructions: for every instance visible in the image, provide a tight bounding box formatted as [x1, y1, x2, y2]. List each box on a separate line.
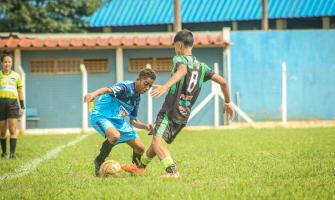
[8, 128, 17, 136]
[106, 131, 120, 144]
[107, 135, 119, 144]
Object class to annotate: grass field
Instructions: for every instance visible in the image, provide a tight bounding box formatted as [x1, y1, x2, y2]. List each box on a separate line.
[1, 128, 335, 200]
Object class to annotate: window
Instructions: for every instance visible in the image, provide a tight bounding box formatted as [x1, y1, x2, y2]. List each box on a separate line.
[84, 58, 109, 73]
[128, 57, 172, 72]
[30, 58, 109, 74]
[155, 57, 172, 72]
[128, 58, 154, 72]
[57, 59, 81, 73]
[30, 59, 55, 74]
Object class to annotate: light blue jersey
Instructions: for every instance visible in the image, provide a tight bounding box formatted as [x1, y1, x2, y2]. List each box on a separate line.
[90, 81, 141, 144]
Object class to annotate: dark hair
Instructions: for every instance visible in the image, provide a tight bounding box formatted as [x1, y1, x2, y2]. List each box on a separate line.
[1, 50, 13, 62]
[138, 68, 156, 80]
[174, 29, 194, 47]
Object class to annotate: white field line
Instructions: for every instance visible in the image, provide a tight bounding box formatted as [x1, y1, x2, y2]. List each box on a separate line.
[0, 134, 89, 181]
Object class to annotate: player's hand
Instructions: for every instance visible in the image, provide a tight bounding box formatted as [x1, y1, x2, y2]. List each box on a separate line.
[19, 109, 24, 117]
[145, 124, 153, 131]
[224, 103, 235, 120]
[151, 85, 169, 98]
[84, 93, 95, 102]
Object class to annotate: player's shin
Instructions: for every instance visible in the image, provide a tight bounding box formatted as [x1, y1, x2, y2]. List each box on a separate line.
[95, 139, 115, 176]
[140, 154, 152, 168]
[0, 138, 7, 157]
[132, 151, 143, 167]
[9, 138, 17, 158]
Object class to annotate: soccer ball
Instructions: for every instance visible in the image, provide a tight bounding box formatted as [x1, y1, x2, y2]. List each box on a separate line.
[99, 160, 122, 177]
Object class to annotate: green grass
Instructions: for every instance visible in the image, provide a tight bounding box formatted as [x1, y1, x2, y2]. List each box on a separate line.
[1, 128, 335, 200]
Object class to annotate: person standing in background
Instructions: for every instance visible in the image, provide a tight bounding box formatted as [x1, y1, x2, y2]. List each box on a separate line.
[0, 51, 25, 159]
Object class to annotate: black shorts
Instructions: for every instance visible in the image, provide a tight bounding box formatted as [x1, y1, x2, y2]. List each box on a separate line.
[0, 98, 20, 121]
[150, 113, 185, 144]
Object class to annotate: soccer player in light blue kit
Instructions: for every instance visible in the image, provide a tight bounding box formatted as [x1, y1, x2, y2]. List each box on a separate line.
[84, 68, 156, 176]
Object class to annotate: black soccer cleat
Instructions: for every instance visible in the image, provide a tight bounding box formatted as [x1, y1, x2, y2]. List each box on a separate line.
[9, 153, 16, 159]
[1, 153, 7, 158]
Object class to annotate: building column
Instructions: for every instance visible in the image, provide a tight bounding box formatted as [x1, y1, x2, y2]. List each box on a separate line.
[14, 49, 26, 134]
[116, 47, 124, 82]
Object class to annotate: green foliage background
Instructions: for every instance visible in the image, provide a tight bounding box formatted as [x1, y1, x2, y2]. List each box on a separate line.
[0, 0, 103, 33]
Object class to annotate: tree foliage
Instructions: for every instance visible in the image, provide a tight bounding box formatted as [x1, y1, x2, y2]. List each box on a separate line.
[0, 0, 103, 33]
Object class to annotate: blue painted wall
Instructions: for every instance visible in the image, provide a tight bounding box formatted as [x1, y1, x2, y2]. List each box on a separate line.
[231, 30, 335, 120]
[22, 50, 116, 128]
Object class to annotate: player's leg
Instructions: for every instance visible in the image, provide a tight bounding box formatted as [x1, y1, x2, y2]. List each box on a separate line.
[151, 114, 185, 177]
[152, 136, 178, 176]
[126, 137, 145, 167]
[0, 100, 8, 158]
[94, 127, 120, 176]
[0, 120, 7, 158]
[138, 113, 169, 168]
[122, 137, 147, 175]
[91, 116, 120, 176]
[142, 143, 156, 167]
[6, 99, 20, 159]
[7, 118, 18, 159]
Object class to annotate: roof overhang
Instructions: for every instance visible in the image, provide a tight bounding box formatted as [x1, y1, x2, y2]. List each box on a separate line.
[0, 32, 230, 50]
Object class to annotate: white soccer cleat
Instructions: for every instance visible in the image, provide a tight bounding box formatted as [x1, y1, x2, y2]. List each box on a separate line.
[162, 172, 180, 178]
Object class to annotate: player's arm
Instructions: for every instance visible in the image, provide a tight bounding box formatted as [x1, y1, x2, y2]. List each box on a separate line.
[84, 87, 112, 102]
[211, 74, 234, 118]
[151, 64, 187, 98]
[17, 87, 25, 116]
[129, 119, 153, 131]
[17, 77, 25, 116]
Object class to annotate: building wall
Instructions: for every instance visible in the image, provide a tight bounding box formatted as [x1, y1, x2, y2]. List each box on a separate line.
[231, 30, 335, 120]
[22, 50, 116, 128]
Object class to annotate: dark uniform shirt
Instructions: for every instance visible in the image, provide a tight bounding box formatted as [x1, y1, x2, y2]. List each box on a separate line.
[159, 55, 214, 124]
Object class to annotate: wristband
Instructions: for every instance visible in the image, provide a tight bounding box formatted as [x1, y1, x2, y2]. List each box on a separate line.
[19, 100, 25, 109]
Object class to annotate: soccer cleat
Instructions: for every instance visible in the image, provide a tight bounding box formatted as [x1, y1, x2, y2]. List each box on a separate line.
[121, 163, 145, 176]
[162, 172, 180, 178]
[1, 153, 7, 158]
[9, 153, 16, 159]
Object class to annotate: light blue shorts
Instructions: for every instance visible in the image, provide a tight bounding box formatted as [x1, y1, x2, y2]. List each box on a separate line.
[91, 114, 138, 145]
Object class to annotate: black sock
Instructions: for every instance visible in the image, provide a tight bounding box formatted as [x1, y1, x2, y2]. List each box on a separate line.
[10, 138, 17, 154]
[166, 164, 177, 174]
[95, 139, 114, 165]
[132, 151, 143, 168]
[0, 138, 6, 154]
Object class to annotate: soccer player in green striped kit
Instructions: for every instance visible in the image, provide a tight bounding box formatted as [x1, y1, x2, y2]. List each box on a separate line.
[123, 30, 234, 177]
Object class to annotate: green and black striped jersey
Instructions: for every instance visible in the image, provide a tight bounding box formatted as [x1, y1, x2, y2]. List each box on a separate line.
[159, 55, 214, 124]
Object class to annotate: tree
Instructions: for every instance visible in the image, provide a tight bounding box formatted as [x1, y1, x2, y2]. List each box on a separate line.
[0, 0, 103, 33]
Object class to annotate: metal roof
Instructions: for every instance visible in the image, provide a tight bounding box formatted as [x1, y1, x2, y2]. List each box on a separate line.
[89, 0, 335, 27]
